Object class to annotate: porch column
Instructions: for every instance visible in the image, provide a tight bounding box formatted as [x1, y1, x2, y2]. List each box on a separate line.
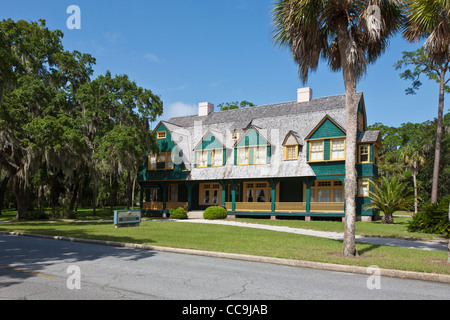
[161, 183, 168, 212]
[186, 182, 193, 212]
[305, 180, 312, 213]
[219, 180, 227, 206]
[139, 185, 144, 211]
[231, 182, 236, 212]
[269, 179, 278, 213]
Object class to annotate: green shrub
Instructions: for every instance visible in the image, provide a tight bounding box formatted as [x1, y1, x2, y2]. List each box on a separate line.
[169, 207, 187, 219]
[407, 198, 450, 236]
[203, 206, 227, 220]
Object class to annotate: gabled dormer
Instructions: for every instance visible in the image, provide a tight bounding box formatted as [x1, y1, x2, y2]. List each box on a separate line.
[282, 130, 303, 161]
[148, 121, 190, 172]
[305, 115, 346, 162]
[193, 130, 226, 168]
[234, 125, 271, 165]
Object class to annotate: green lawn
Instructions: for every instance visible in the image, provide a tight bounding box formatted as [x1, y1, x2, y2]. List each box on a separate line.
[0, 218, 448, 275]
[230, 216, 445, 241]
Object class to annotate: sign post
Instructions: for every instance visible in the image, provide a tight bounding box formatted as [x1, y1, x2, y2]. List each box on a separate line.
[114, 210, 141, 228]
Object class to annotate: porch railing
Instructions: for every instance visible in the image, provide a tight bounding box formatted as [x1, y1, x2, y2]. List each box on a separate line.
[142, 201, 188, 211]
[225, 201, 344, 213]
[310, 202, 344, 212]
[225, 202, 271, 212]
[275, 202, 306, 212]
[142, 202, 163, 211]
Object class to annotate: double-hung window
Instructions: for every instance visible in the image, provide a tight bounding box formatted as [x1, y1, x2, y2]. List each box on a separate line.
[237, 148, 249, 165]
[310, 141, 323, 161]
[197, 150, 208, 167]
[359, 145, 369, 163]
[254, 146, 266, 164]
[212, 149, 223, 167]
[331, 139, 345, 160]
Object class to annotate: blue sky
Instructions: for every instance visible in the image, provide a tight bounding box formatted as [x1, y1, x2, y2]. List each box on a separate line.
[1, 1, 446, 128]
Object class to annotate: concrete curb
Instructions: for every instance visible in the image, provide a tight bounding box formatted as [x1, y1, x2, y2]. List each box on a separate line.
[1, 230, 450, 284]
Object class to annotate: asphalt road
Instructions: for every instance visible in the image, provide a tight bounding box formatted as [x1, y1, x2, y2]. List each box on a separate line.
[1, 234, 449, 302]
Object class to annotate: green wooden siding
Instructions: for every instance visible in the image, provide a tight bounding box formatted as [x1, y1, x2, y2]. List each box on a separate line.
[309, 119, 345, 140]
[194, 132, 224, 151]
[236, 127, 269, 147]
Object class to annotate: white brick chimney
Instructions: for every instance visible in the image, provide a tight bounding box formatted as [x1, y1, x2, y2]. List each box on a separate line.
[198, 102, 214, 116]
[297, 87, 313, 103]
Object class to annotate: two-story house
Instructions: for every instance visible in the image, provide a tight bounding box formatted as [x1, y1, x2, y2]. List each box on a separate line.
[137, 88, 381, 221]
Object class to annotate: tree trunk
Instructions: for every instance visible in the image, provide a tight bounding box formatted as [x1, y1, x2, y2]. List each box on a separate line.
[412, 172, 418, 214]
[336, 23, 359, 257]
[92, 176, 98, 216]
[13, 177, 33, 220]
[431, 68, 446, 203]
[448, 202, 449, 263]
[69, 178, 80, 214]
[382, 212, 394, 224]
[0, 174, 10, 215]
[131, 169, 137, 210]
[126, 172, 132, 210]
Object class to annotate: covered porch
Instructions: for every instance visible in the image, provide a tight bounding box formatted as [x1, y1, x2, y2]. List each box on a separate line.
[139, 178, 345, 219]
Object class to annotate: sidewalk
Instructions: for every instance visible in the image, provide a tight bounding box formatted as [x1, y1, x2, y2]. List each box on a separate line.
[178, 219, 449, 252]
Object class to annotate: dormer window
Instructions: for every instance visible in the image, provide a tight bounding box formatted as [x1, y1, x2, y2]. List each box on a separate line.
[284, 145, 298, 160]
[231, 129, 244, 141]
[157, 131, 166, 139]
[282, 131, 302, 161]
[330, 139, 345, 160]
[310, 141, 324, 161]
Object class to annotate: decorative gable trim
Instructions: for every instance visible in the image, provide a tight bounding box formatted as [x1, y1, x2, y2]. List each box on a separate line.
[305, 115, 346, 140]
[233, 125, 271, 148]
[282, 130, 303, 146]
[193, 130, 225, 152]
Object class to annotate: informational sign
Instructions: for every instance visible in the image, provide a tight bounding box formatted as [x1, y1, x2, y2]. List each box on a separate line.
[114, 210, 141, 228]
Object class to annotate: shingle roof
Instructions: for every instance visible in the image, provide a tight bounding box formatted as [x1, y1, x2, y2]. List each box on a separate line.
[162, 92, 364, 180]
[358, 130, 380, 143]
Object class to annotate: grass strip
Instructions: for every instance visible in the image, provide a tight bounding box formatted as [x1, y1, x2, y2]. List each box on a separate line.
[0, 220, 448, 275]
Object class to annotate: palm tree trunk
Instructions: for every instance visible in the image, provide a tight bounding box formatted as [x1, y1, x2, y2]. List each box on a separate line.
[431, 68, 446, 203]
[336, 22, 358, 257]
[412, 171, 418, 214]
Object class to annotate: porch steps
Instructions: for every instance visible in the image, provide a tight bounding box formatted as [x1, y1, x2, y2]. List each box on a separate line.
[187, 210, 204, 219]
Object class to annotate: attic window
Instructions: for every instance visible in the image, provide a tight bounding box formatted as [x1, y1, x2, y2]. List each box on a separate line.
[157, 131, 166, 139]
[231, 130, 243, 140]
[284, 145, 298, 160]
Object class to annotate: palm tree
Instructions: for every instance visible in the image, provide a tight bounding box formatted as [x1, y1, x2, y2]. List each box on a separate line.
[271, 0, 404, 256]
[403, 0, 450, 203]
[398, 144, 426, 214]
[364, 176, 415, 224]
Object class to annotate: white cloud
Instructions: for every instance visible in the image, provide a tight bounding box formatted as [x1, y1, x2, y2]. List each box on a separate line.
[144, 52, 162, 63]
[103, 32, 123, 44]
[163, 101, 197, 120]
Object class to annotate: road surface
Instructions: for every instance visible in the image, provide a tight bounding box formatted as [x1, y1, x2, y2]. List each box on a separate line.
[1, 234, 449, 301]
